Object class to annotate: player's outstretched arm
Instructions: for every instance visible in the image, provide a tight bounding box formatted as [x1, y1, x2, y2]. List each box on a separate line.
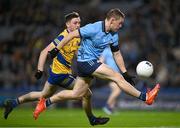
[49, 30, 80, 59]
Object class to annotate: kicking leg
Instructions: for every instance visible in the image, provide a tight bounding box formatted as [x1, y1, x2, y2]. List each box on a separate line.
[93, 63, 160, 105]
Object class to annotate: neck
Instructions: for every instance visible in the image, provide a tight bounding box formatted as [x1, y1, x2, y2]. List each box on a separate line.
[105, 19, 110, 32]
[67, 28, 72, 33]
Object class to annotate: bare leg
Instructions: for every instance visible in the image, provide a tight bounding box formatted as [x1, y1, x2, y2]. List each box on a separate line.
[19, 81, 57, 104]
[107, 82, 121, 109]
[93, 63, 141, 98]
[50, 77, 90, 103]
[82, 89, 93, 117]
[49, 64, 140, 103]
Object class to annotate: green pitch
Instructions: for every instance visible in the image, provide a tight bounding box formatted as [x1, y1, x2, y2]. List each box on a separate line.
[0, 108, 180, 127]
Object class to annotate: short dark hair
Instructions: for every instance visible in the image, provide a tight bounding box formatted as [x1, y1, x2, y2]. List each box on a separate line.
[65, 12, 80, 22]
[106, 8, 125, 20]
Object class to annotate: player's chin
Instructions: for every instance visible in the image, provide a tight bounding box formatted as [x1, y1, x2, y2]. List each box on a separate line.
[76, 27, 80, 30]
[112, 28, 119, 32]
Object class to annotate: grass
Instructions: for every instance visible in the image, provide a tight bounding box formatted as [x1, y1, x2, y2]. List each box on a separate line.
[0, 108, 180, 127]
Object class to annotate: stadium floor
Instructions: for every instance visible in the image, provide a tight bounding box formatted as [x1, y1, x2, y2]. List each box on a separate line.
[0, 108, 180, 127]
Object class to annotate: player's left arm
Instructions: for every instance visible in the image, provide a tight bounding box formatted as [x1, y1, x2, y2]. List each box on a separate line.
[49, 23, 97, 59]
[112, 47, 135, 85]
[112, 49, 127, 73]
[57, 30, 80, 49]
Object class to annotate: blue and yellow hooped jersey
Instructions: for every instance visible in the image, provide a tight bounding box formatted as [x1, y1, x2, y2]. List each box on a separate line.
[50, 29, 80, 74]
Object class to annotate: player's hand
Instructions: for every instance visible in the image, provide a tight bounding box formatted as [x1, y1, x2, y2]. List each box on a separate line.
[122, 72, 135, 86]
[48, 47, 59, 59]
[34, 70, 43, 80]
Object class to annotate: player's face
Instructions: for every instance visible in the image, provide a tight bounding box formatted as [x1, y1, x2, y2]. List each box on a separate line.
[67, 17, 81, 32]
[110, 17, 124, 32]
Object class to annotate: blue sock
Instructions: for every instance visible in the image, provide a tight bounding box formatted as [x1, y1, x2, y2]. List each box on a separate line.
[138, 92, 146, 101]
[11, 98, 20, 108]
[45, 98, 52, 107]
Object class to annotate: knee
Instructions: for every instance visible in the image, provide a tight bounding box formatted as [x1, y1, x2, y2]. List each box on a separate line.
[114, 89, 121, 95]
[71, 91, 84, 100]
[41, 92, 51, 98]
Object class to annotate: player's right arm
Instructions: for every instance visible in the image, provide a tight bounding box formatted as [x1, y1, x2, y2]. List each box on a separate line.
[49, 23, 96, 58]
[57, 30, 80, 49]
[49, 30, 80, 58]
[35, 43, 55, 79]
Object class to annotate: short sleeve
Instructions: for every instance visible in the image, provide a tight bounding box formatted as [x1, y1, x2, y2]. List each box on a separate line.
[111, 33, 119, 47]
[110, 33, 119, 52]
[52, 35, 64, 46]
[79, 23, 97, 38]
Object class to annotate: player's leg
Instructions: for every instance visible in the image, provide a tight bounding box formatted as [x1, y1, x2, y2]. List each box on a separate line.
[82, 89, 110, 126]
[108, 82, 122, 109]
[33, 76, 90, 120]
[103, 82, 121, 115]
[47, 59, 102, 102]
[3, 81, 57, 119]
[51, 77, 90, 101]
[93, 63, 141, 97]
[82, 89, 93, 118]
[33, 75, 109, 125]
[18, 81, 57, 103]
[93, 63, 160, 105]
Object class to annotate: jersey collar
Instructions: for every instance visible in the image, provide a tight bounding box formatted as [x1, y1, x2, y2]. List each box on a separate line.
[102, 21, 108, 34]
[102, 21, 116, 36]
[66, 29, 70, 33]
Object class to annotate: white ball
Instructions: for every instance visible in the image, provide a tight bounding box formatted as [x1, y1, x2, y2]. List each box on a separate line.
[136, 61, 154, 77]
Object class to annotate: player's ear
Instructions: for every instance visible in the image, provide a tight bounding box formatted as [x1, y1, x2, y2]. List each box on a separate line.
[109, 17, 115, 25]
[66, 21, 70, 28]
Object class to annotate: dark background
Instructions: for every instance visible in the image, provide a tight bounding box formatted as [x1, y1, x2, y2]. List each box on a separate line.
[0, 0, 179, 109]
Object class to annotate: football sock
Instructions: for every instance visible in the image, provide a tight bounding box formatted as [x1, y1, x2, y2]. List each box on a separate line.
[141, 84, 148, 93]
[11, 98, 20, 108]
[138, 92, 146, 101]
[45, 98, 52, 107]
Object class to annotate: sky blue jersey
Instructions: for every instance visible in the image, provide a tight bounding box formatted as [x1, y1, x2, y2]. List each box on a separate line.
[77, 21, 119, 62]
[102, 46, 120, 73]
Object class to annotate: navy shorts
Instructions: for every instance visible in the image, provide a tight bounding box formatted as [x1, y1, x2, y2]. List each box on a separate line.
[77, 60, 102, 77]
[48, 68, 75, 89]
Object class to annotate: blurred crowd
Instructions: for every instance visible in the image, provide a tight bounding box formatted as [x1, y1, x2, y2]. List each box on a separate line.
[0, 0, 179, 90]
